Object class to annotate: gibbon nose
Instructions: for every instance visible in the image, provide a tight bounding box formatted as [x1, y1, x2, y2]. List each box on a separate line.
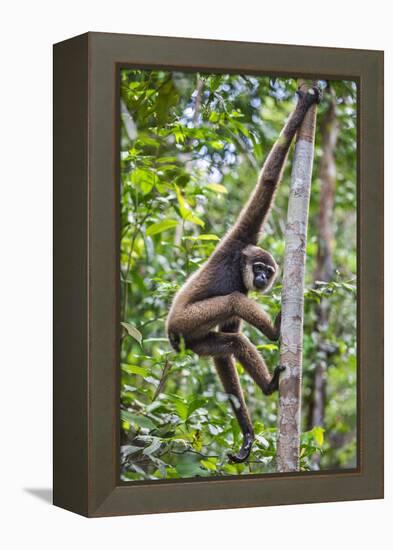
[255, 274, 267, 288]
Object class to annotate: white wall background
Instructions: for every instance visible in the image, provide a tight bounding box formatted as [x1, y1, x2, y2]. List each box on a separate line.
[1, 1, 390, 548]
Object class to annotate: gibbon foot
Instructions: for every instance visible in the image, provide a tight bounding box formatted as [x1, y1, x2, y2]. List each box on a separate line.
[265, 364, 286, 395]
[227, 432, 254, 463]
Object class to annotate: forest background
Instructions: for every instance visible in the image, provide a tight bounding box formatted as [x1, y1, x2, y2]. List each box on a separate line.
[119, 70, 357, 481]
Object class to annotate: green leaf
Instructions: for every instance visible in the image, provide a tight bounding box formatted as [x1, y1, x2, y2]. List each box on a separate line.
[182, 234, 219, 242]
[222, 463, 239, 475]
[208, 111, 220, 123]
[197, 234, 220, 241]
[191, 429, 203, 452]
[130, 167, 155, 194]
[173, 127, 185, 144]
[175, 462, 205, 477]
[174, 401, 189, 421]
[201, 457, 218, 471]
[120, 410, 157, 431]
[205, 183, 228, 194]
[311, 426, 325, 447]
[230, 109, 244, 118]
[121, 322, 143, 345]
[183, 211, 204, 227]
[121, 363, 148, 377]
[256, 343, 279, 352]
[187, 398, 208, 418]
[175, 184, 187, 212]
[143, 337, 169, 344]
[146, 219, 178, 236]
[175, 185, 205, 227]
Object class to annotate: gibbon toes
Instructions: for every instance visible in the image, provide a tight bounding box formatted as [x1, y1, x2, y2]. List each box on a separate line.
[227, 433, 254, 463]
[265, 364, 286, 395]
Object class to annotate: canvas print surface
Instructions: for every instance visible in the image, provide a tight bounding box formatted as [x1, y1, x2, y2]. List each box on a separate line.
[119, 70, 357, 481]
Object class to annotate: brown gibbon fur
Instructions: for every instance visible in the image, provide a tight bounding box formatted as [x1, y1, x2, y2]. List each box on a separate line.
[166, 85, 321, 462]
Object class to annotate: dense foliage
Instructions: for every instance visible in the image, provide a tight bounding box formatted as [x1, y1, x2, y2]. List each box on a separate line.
[119, 70, 357, 481]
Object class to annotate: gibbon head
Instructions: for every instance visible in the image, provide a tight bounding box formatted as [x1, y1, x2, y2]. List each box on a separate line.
[241, 245, 279, 293]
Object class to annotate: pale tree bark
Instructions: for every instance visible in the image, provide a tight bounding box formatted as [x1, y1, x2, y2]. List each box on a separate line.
[277, 82, 318, 472]
[120, 99, 137, 141]
[193, 77, 204, 125]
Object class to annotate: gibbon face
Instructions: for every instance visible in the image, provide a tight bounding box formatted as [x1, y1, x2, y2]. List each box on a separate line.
[241, 245, 278, 293]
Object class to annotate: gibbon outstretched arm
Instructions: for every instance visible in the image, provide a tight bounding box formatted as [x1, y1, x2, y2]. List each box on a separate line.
[227, 87, 321, 245]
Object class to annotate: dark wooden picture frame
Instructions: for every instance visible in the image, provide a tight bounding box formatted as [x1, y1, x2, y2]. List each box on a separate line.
[53, 32, 384, 517]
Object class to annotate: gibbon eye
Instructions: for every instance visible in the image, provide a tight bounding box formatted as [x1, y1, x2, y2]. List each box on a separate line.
[266, 265, 275, 278]
[253, 262, 264, 273]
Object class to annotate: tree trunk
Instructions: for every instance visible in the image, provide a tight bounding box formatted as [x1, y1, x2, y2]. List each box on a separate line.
[277, 82, 318, 473]
[315, 92, 338, 284]
[308, 91, 338, 467]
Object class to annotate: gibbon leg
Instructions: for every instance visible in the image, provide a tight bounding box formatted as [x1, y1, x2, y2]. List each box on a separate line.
[183, 327, 284, 462]
[189, 332, 283, 396]
[232, 335, 284, 396]
[214, 317, 254, 462]
[214, 355, 254, 463]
